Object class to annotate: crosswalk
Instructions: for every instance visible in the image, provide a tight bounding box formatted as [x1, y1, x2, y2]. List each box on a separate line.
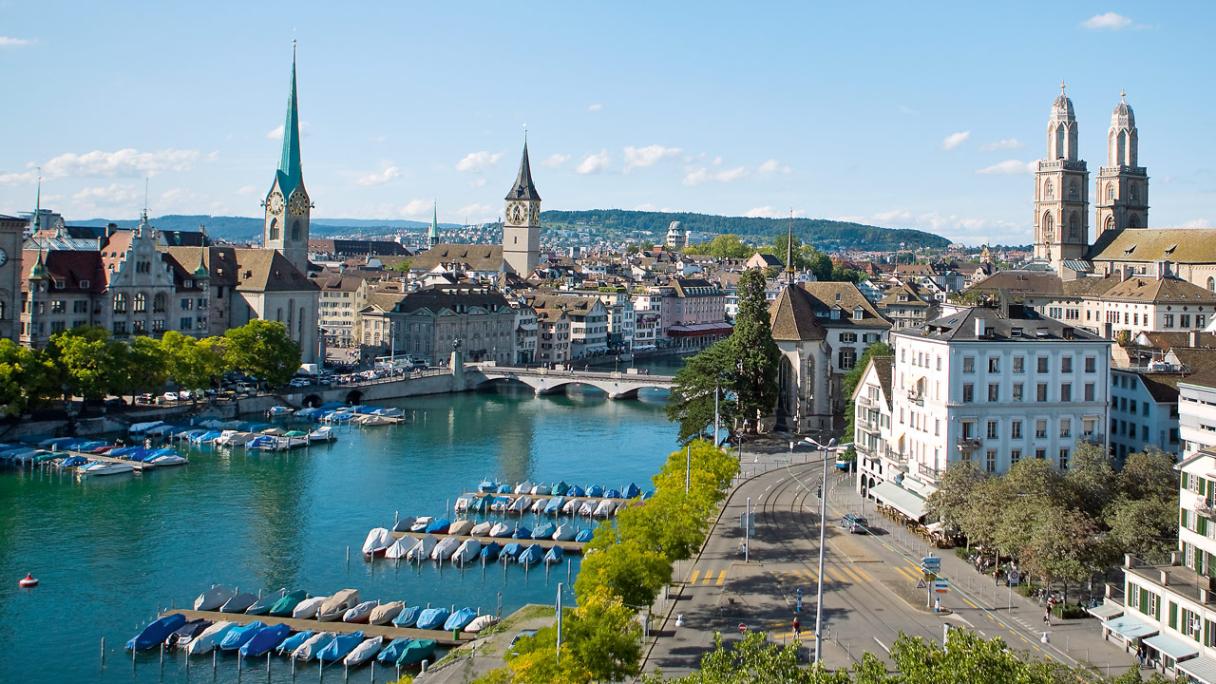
[686, 567, 729, 587]
[792, 564, 873, 586]
[684, 560, 926, 589]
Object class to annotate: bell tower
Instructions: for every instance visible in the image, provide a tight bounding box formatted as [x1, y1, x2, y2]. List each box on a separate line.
[263, 43, 311, 273]
[1095, 91, 1149, 236]
[502, 136, 541, 276]
[1033, 82, 1089, 271]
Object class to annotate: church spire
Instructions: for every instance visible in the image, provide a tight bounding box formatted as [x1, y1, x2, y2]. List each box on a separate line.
[505, 135, 541, 202]
[277, 41, 304, 196]
[31, 168, 41, 231]
[429, 199, 439, 246]
[784, 211, 796, 286]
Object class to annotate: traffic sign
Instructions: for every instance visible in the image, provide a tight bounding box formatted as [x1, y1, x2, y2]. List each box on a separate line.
[933, 578, 950, 593]
[738, 623, 748, 634]
[1008, 569, 1021, 586]
[916, 579, 926, 589]
[921, 555, 941, 570]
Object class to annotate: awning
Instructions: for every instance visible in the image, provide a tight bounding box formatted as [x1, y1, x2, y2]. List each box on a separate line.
[1178, 654, 1216, 683]
[1104, 614, 1159, 640]
[1087, 602, 1124, 620]
[1144, 633, 1200, 661]
[870, 481, 927, 520]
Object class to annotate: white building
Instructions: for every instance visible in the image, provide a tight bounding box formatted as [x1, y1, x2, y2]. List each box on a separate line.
[1180, 376, 1216, 459]
[1110, 366, 1182, 463]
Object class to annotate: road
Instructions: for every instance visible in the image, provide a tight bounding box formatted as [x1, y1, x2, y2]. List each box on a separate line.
[643, 446, 1136, 677]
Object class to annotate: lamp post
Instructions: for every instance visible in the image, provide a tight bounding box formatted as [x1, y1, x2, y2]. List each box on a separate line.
[804, 436, 837, 664]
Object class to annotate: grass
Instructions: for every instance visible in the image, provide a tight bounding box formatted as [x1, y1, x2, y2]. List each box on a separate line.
[428, 603, 557, 669]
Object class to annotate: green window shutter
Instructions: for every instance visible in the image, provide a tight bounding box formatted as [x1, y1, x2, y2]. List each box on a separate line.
[1156, 596, 1162, 620]
[1201, 516, 1209, 537]
[1171, 602, 1179, 630]
[1183, 472, 1190, 490]
[1141, 588, 1149, 614]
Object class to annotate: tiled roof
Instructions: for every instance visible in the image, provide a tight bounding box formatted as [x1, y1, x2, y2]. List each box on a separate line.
[1088, 228, 1216, 263]
[409, 243, 505, 272]
[899, 305, 1106, 343]
[392, 285, 509, 315]
[968, 270, 1064, 297]
[22, 249, 104, 294]
[1102, 276, 1216, 304]
[769, 282, 889, 341]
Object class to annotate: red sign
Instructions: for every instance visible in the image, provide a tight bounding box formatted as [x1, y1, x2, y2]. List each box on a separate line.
[738, 623, 747, 634]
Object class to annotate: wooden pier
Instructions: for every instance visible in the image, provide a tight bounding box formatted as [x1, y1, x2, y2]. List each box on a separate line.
[459, 491, 636, 506]
[64, 450, 158, 472]
[161, 609, 475, 646]
[389, 530, 586, 553]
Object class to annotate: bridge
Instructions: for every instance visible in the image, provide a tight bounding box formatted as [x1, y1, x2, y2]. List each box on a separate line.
[465, 364, 674, 399]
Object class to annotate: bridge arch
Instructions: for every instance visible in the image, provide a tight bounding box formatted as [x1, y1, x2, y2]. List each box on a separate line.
[302, 394, 323, 408]
[345, 389, 364, 404]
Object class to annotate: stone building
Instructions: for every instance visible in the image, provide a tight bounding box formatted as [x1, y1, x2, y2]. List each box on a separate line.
[366, 285, 515, 364]
[0, 214, 25, 341]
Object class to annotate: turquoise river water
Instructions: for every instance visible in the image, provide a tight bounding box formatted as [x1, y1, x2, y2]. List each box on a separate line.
[0, 385, 679, 683]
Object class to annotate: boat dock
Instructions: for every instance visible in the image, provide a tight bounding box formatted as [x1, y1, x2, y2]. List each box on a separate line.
[390, 530, 586, 553]
[161, 609, 474, 646]
[459, 491, 635, 505]
[65, 450, 158, 471]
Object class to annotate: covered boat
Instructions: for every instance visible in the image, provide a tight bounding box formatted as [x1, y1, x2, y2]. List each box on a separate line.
[194, 585, 236, 611]
[77, 461, 134, 477]
[343, 636, 384, 667]
[562, 498, 582, 515]
[269, 589, 308, 616]
[343, 600, 378, 624]
[392, 516, 417, 533]
[448, 519, 475, 536]
[479, 542, 503, 562]
[405, 535, 437, 562]
[276, 630, 314, 656]
[512, 526, 532, 539]
[318, 589, 360, 621]
[451, 539, 482, 566]
[430, 537, 460, 561]
[292, 596, 327, 619]
[396, 639, 436, 667]
[126, 614, 187, 651]
[531, 523, 556, 539]
[308, 426, 338, 443]
[508, 496, 532, 514]
[167, 619, 212, 649]
[291, 632, 333, 661]
[553, 524, 577, 541]
[385, 537, 411, 560]
[577, 500, 596, 517]
[469, 521, 493, 536]
[543, 497, 564, 515]
[218, 621, 266, 651]
[377, 637, 413, 665]
[477, 479, 499, 493]
[567, 485, 586, 497]
[414, 607, 450, 631]
[528, 498, 548, 514]
[186, 621, 234, 656]
[517, 545, 544, 567]
[544, 546, 564, 565]
[361, 527, 393, 557]
[409, 516, 432, 532]
[623, 482, 642, 499]
[443, 608, 478, 632]
[240, 624, 291, 658]
[424, 518, 451, 534]
[514, 481, 533, 495]
[593, 500, 616, 517]
[552, 481, 570, 496]
[464, 614, 499, 633]
[219, 592, 258, 613]
[369, 600, 404, 625]
[316, 631, 365, 664]
[531, 483, 551, 496]
[245, 590, 285, 616]
[500, 542, 523, 561]
[392, 605, 422, 628]
[604, 488, 623, 499]
[574, 529, 594, 543]
[586, 484, 604, 498]
[488, 522, 512, 537]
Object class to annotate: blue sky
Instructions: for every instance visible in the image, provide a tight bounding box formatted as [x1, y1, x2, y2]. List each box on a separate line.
[1, 2, 1213, 245]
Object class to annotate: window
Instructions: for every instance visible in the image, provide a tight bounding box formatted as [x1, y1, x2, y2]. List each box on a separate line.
[1035, 420, 1048, 439]
[840, 332, 857, 343]
[988, 357, 1000, 373]
[73, 300, 88, 314]
[112, 321, 127, 335]
[1013, 356, 1025, 373]
[962, 384, 974, 403]
[1201, 315, 1209, 329]
[1011, 420, 1023, 439]
[1013, 383, 1024, 402]
[1060, 418, 1072, 438]
[152, 319, 165, 332]
[838, 347, 857, 370]
[134, 292, 146, 313]
[963, 356, 975, 373]
[1061, 356, 1073, 373]
[986, 450, 997, 473]
[853, 306, 863, 320]
[1061, 384, 1072, 402]
[50, 300, 65, 313]
[987, 420, 999, 439]
[1011, 449, 1022, 464]
[1084, 383, 1095, 402]
[961, 421, 976, 438]
[1037, 356, 1049, 373]
[1035, 448, 1047, 460]
[1166, 314, 1175, 328]
[113, 292, 128, 313]
[268, 218, 280, 241]
[987, 384, 1000, 402]
[1036, 383, 1048, 402]
[1059, 448, 1070, 470]
[50, 321, 65, 334]
[180, 317, 193, 331]
[1182, 314, 1192, 328]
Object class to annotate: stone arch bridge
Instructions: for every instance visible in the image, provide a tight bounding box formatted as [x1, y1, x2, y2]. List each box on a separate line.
[465, 364, 674, 399]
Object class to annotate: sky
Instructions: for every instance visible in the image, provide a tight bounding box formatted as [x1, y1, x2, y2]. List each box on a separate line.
[1, 2, 1214, 246]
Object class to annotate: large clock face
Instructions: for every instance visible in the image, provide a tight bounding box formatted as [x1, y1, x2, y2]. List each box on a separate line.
[289, 192, 310, 216]
[509, 202, 525, 225]
[267, 191, 284, 215]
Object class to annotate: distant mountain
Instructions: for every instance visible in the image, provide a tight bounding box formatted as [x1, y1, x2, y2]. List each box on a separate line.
[73, 215, 438, 242]
[540, 209, 950, 251]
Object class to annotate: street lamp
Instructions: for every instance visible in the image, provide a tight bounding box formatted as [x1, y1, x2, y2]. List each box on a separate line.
[803, 436, 837, 665]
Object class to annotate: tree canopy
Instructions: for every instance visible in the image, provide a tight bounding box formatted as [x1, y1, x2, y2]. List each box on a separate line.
[223, 320, 302, 387]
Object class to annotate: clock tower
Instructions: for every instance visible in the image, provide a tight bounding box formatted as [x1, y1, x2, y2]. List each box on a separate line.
[263, 44, 311, 273]
[1033, 83, 1089, 273]
[502, 138, 541, 276]
[1095, 91, 1149, 237]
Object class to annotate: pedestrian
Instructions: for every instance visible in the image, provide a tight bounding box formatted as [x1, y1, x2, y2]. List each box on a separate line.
[792, 615, 801, 637]
[1043, 607, 1051, 626]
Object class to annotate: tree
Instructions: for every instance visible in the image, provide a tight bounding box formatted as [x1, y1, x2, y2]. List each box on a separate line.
[769, 233, 809, 269]
[0, 339, 53, 416]
[1118, 448, 1178, 502]
[161, 332, 227, 391]
[1019, 505, 1107, 602]
[222, 320, 301, 387]
[686, 234, 752, 259]
[830, 266, 863, 283]
[840, 341, 892, 440]
[1064, 441, 1115, 517]
[503, 589, 643, 683]
[926, 462, 987, 533]
[666, 341, 738, 443]
[112, 335, 168, 397]
[653, 631, 845, 684]
[45, 326, 119, 399]
[732, 268, 780, 427]
[574, 538, 671, 607]
[1105, 496, 1178, 563]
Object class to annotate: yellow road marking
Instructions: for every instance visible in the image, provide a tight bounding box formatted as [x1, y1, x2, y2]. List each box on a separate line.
[850, 565, 872, 583]
[689, 569, 700, 585]
[702, 570, 716, 586]
[963, 598, 979, 609]
[835, 565, 862, 584]
[716, 569, 727, 586]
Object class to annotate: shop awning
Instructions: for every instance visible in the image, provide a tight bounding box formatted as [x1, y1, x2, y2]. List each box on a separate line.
[1144, 633, 1200, 661]
[870, 481, 927, 520]
[1087, 602, 1124, 620]
[1178, 654, 1216, 683]
[1104, 614, 1159, 640]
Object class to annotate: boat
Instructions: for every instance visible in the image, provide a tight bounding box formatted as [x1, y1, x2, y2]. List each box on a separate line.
[544, 546, 564, 565]
[76, 461, 135, 477]
[292, 596, 327, 619]
[167, 619, 212, 649]
[149, 453, 188, 466]
[268, 590, 308, 617]
[377, 638, 413, 665]
[129, 420, 169, 435]
[370, 406, 404, 419]
[496, 483, 513, 494]
[392, 605, 422, 628]
[414, 608, 450, 631]
[577, 500, 597, 517]
[443, 608, 478, 632]
[543, 497, 564, 515]
[240, 623, 292, 658]
[246, 590, 285, 615]
[479, 542, 503, 562]
[391, 516, 417, 533]
[356, 414, 394, 426]
[586, 484, 604, 498]
[562, 498, 582, 515]
[276, 630, 314, 656]
[190, 431, 222, 445]
[186, 621, 234, 656]
[267, 406, 293, 417]
[553, 524, 577, 541]
[517, 545, 544, 567]
[291, 632, 332, 661]
[126, 614, 187, 651]
[385, 537, 411, 560]
[343, 600, 378, 623]
[531, 483, 552, 496]
[361, 527, 393, 557]
[219, 592, 258, 613]
[423, 518, 451, 534]
[294, 407, 322, 419]
[453, 497, 471, 513]
[194, 585, 237, 611]
[316, 631, 365, 664]
[593, 500, 617, 517]
[574, 529, 594, 543]
[409, 516, 432, 532]
[529, 498, 549, 514]
[246, 435, 283, 451]
[467, 496, 490, 513]
[552, 481, 570, 496]
[512, 526, 532, 539]
[500, 542, 523, 561]
[469, 521, 493, 536]
[464, 614, 499, 633]
[318, 589, 360, 621]
[477, 479, 499, 493]
[604, 488, 623, 499]
[567, 485, 585, 497]
[514, 481, 533, 494]
[623, 482, 642, 499]
[369, 600, 404, 625]
[56, 455, 89, 469]
[395, 639, 437, 667]
[218, 621, 266, 651]
[343, 636, 384, 667]
[448, 519, 475, 536]
[451, 539, 482, 566]
[531, 523, 556, 540]
[430, 537, 460, 561]
[488, 522, 512, 537]
[405, 535, 437, 562]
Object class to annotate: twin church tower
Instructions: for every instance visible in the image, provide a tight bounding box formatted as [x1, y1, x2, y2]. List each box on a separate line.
[1033, 84, 1150, 269]
[261, 47, 542, 276]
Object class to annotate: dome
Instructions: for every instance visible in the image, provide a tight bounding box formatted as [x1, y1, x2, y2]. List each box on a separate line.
[1051, 81, 1075, 121]
[1111, 91, 1135, 128]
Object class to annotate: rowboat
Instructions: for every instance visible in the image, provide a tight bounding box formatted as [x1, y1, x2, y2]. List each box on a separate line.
[194, 585, 236, 611]
[369, 600, 404, 625]
[126, 614, 187, 651]
[343, 636, 384, 667]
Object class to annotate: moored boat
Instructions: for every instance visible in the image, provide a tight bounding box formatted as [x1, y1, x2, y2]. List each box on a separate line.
[342, 636, 383, 667]
[77, 461, 135, 477]
[443, 607, 478, 632]
[219, 592, 257, 613]
[531, 523, 556, 540]
[517, 544, 544, 567]
[292, 595, 327, 619]
[405, 535, 437, 562]
[408, 516, 432, 533]
[218, 621, 266, 651]
[361, 527, 392, 557]
[414, 607, 450, 631]
[574, 529, 594, 543]
[276, 630, 314, 656]
[479, 542, 503, 562]
[377, 637, 413, 665]
[245, 589, 285, 615]
[464, 614, 499, 633]
[448, 519, 475, 536]
[623, 482, 642, 499]
[423, 518, 451, 534]
[186, 621, 234, 656]
[194, 585, 236, 611]
[544, 546, 564, 565]
[499, 542, 523, 561]
[316, 631, 364, 664]
[126, 614, 187, 651]
[469, 521, 493, 536]
[369, 600, 404, 625]
[593, 499, 617, 518]
[553, 524, 577, 541]
[167, 619, 212, 649]
[318, 589, 359, 621]
[291, 632, 332, 661]
[343, 600, 378, 623]
[392, 605, 422, 628]
[451, 539, 482, 566]
[396, 639, 437, 667]
[543, 497, 564, 515]
[239, 623, 291, 658]
[488, 522, 512, 537]
[430, 537, 460, 561]
[268, 589, 308, 617]
[385, 537, 411, 560]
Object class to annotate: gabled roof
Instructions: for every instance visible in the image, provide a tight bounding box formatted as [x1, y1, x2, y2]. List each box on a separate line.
[769, 282, 890, 341]
[391, 285, 509, 315]
[1102, 276, 1216, 304]
[409, 243, 505, 273]
[852, 355, 894, 409]
[968, 270, 1064, 297]
[1088, 228, 1216, 263]
[161, 246, 316, 292]
[504, 141, 541, 202]
[21, 249, 104, 294]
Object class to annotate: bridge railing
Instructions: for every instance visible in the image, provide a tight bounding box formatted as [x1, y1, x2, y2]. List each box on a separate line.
[469, 363, 673, 383]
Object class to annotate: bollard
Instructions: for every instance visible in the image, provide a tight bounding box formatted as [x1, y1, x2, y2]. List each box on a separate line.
[100, 636, 106, 668]
[420, 660, 428, 673]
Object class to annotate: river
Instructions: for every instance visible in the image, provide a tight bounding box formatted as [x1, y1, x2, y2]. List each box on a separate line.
[0, 386, 678, 683]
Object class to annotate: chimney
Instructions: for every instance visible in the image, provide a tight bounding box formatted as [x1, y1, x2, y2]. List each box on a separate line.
[1159, 569, 1169, 586]
[1122, 265, 1133, 282]
[975, 317, 986, 337]
[1172, 550, 1182, 566]
[1191, 330, 1200, 348]
[1124, 553, 1135, 568]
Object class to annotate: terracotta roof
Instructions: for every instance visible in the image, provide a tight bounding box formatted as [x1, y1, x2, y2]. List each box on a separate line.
[409, 243, 505, 273]
[1059, 273, 1122, 297]
[392, 285, 509, 315]
[1088, 228, 1216, 263]
[1136, 332, 1216, 351]
[968, 270, 1064, 297]
[870, 356, 894, 409]
[1101, 276, 1216, 304]
[161, 246, 315, 292]
[878, 281, 931, 307]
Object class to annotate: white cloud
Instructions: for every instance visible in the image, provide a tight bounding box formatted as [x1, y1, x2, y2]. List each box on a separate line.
[542, 153, 570, 168]
[941, 130, 971, 150]
[683, 166, 747, 186]
[587, 103, 604, 112]
[980, 138, 1023, 151]
[869, 209, 1023, 244]
[0, 169, 38, 185]
[977, 159, 1036, 175]
[0, 36, 34, 48]
[454, 203, 497, 222]
[1182, 219, 1212, 229]
[1082, 12, 1133, 30]
[576, 150, 611, 175]
[623, 145, 682, 172]
[745, 206, 804, 219]
[455, 151, 503, 173]
[355, 164, 402, 187]
[399, 199, 432, 218]
[72, 183, 141, 205]
[6, 149, 205, 185]
[470, 177, 487, 188]
[236, 184, 258, 195]
[758, 159, 792, 174]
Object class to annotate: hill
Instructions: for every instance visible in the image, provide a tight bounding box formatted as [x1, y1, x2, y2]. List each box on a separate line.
[72, 215, 436, 242]
[540, 209, 949, 251]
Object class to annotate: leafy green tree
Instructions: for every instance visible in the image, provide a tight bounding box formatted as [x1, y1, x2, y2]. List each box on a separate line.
[686, 234, 752, 259]
[503, 589, 642, 683]
[809, 252, 833, 281]
[112, 335, 168, 396]
[1019, 505, 1107, 602]
[653, 631, 845, 684]
[161, 332, 227, 391]
[223, 320, 301, 387]
[45, 326, 118, 399]
[1064, 441, 1115, 517]
[1118, 448, 1178, 501]
[666, 342, 738, 443]
[769, 233, 808, 269]
[575, 537, 672, 607]
[830, 266, 863, 283]
[0, 339, 53, 416]
[840, 341, 892, 440]
[732, 268, 780, 427]
[926, 461, 987, 533]
[1105, 495, 1178, 563]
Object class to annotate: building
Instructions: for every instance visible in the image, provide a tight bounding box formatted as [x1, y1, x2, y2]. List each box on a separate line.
[745, 253, 783, 271]
[307, 238, 410, 260]
[527, 294, 608, 360]
[657, 278, 730, 351]
[366, 285, 515, 364]
[502, 140, 542, 276]
[262, 48, 311, 274]
[409, 244, 509, 280]
[315, 274, 366, 348]
[1034, 84, 1090, 270]
[512, 302, 538, 365]
[1110, 366, 1182, 462]
[1095, 91, 1149, 236]
[0, 214, 25, 341]
[534, 305, 571, 365]
[1180, 375, 1216, 459]
[665, 221, 682, 250]
[768, 281, 891, 435]
[852, 355, 895, 499]
[877, 281, 937, 330]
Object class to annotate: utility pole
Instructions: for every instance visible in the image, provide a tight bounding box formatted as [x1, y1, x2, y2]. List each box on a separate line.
[806, 437, 836, 664]
[556, 583, 563, 663]
[713, 377, 720, 447]
[685, 443, 691, 495]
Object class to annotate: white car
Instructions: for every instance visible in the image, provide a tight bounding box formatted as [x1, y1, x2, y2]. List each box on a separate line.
[161, 392, 179, 403]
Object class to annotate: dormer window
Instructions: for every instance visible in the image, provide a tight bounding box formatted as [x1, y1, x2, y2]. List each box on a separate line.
[184, 279, 193, 288]
[853, 306, 864, 320]
[79, 280, 90, 289]
[831, 307, 841, 320]
[54, 279, 65, 289]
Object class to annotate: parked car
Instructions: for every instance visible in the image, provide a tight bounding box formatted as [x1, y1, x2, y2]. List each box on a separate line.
[840, 513, 869, 534]
[135, 393, 154, 405]
[161, 392, 179, 403]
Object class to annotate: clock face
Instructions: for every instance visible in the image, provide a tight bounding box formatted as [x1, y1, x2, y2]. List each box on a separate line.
[267, 192, 284, 215]
[0, 248, 7, 267]
[509, 203, 524, 225]
[289, 191, 310, 216]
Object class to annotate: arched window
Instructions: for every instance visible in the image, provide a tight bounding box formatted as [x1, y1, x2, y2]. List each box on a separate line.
[1068, 212, 1080, 242]
[134, 292, 146, 313]
[291, 221, 301, 241]
[113, 292, 128, 313]
[1107, 183, 1115, 201]
[1117, 131, 1128, 166]
[1208, 277, 1215, 293]
[1044, 179, 1054, 199]
[1055, 124, 1066, 159]
[153, 292, 167, 313]
[268, 218, 280, 241]
[1041, 212, 1054, 242]
[1104, 216, 1115, 232]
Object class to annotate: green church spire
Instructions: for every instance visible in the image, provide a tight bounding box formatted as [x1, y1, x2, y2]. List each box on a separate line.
[276, 41, 304, 196]
[429, 199, 439, 246]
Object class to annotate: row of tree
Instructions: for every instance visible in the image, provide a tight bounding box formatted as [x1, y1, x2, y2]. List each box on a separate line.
[0, 320, 302, 416]
[928, 445, 1179, 599]
[681, 232, 866, 283]
[475, 439, 741, 683]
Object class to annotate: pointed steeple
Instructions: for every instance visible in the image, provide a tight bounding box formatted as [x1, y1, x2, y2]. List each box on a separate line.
[277, 41, 304, 196]
[504, 135, 541, 202]
[784, 212, 796, 286]
[31, 170, 41, 231]
[429, 200, 440, 246]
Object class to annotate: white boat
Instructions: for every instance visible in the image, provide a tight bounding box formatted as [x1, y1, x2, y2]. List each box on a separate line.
[530, 498, 549, 514]
[193, 584, 236, 611]
[267, 406, 293, 417]
[489, 497, 511, 513]
[469, 521, 493, 536]
[186, 621, 233, 655]
[384, 537, 411, 560]
[454, 497, 471, 513]
[405, 535, 437, 562]
[368, 600, 404, 625]
[77, 461, 135, 477]
[430, 537, 461, 561]
[514, 481, 533, 495]
[215, 430, 252, 447]
[318, 589, 360, 621]
[448, 519, 475, 536]
[356, 414, 393, 426]
[129, 420, 168, 435]
[307, 426, 338, 443]
[292, 596, 328, 619]
[553, 524, 577, 541]
[343, 636, 384, 667]
[391, 516, 416, 533]
[578, 500, 597, 517]
[343, 600, 378, 623]
[562, 498, 582, 515]
[371, 407, 404, 418]
[291, 631, 331, 660]
[150, 453, 188, 466]
[488, 522, 511, 537]
[464, 614, 499, 633]
[361, 527, 393, 557]
[508, 496, 532, 514]
[409, 517, 432, 533]
[593, 500, 616, 518]
[451, 539, 483, 566]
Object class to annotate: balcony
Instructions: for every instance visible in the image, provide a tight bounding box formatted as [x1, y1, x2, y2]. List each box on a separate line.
[857, 395, 872, 408]
[957, 437, 981, 453]
[1195, 494, 1216, 518]
[906, 389, 924, 406]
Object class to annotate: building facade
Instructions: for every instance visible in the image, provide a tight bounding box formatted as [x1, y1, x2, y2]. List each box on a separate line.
[1034, 84, 1090, 270]
[1095, 92, 1149, 236]
[502, 141, 542, 276]
[0, 214, 22, 341]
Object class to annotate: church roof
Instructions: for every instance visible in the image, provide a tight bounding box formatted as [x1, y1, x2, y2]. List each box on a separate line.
[769, 282, 889, 341]
[1052, 83, 1075, 120]
[504, 141, 541, 202]
[409, 243, 506, 273]
[275, 47, 304, 198]
[1087, 228, 1216, 264]
[1101, 276, 1216, 305]
[1112, 92, 1135, 128]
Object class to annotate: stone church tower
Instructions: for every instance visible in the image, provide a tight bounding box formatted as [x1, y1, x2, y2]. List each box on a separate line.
[1033, 83, 1089, 270]
[263, 45, 311, 273]
[1095, 91, 1149, 237]
[502, 138, 541, 276]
